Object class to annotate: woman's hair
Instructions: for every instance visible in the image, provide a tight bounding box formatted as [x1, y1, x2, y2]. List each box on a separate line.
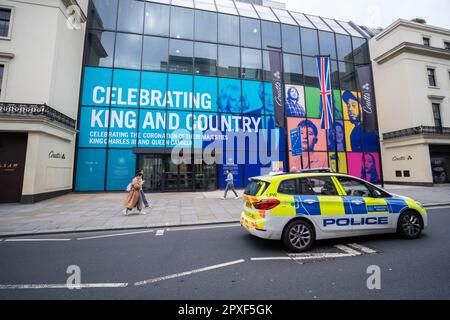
[361, 153, 379, 183]
[135, 170, 143, 177]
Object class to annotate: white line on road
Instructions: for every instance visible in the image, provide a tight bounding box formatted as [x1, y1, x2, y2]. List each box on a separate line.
[76, 230, 154, 240]
[166, 223, 240, 232]
[134, 259, 246, 286]
[156, 229, 165, 236]
[347, 243, 378, 254]
[251, 252, 356, 262]
[335, 245, 362, 256]
[4, 238, 72, 242]
[0, 283, 128, 290]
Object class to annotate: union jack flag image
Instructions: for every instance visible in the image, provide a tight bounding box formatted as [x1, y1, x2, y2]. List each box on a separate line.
[316, 56, 334, 130]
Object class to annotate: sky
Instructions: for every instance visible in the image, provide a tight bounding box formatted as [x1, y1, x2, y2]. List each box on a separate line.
[283, 0, 450, 30]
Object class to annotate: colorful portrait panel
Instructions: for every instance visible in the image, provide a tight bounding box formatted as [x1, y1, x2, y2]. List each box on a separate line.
[347, 152, 381, 184]
[328, 120, 346, 152]
[329, 152, 348, 174]
[242, 80, 264, 115]
[287, 117, 326, 152]
[285, 84, 306, 117]
[305, 152, 328, 169]
[219, 78, 242, 114]
[305, 86, 320, 119]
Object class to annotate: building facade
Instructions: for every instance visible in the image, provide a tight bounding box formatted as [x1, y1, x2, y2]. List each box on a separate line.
[75, 0, 381, 193]
[0, 0, 87, 203]
[370, 19, 450, 185]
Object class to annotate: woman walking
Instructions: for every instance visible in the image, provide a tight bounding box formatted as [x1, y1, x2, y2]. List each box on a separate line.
[123, 171, 146, 215]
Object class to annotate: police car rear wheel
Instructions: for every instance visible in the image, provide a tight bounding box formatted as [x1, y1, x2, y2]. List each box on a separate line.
[283, 220, 315, 252]
[398, 211, 422, 239]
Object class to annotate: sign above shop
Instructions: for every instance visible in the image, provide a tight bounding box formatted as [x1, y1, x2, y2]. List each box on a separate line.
[49, 151, 66, 160]
[392, 155, 413, 161]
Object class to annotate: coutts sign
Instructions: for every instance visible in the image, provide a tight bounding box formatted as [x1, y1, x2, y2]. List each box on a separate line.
[49, 151, 66, 160]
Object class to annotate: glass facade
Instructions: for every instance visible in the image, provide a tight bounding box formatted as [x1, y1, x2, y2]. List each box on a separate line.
[76, 0, 379, 192]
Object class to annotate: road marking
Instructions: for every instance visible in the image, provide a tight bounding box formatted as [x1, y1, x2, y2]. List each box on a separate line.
[347, 243, 378, 254]
[134, 259, 245, 286]
[251, 253, 356, 262]
[156, 229, 164, 236]
[166, 223, 240, 232]
[4, 238, 71, 242]
[335, 244, 362, 256]
[0, 283, 128, 290]
[251, 257, 292, 261]
[76, 230, 154, 240]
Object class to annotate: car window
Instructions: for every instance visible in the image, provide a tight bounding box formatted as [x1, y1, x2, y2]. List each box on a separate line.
[299, 177, 338, 196]
[245, 180, 268, 196]
[278, 179, 297, 195]
[337, 177, 372, 198]
[367, 184, 392, 198]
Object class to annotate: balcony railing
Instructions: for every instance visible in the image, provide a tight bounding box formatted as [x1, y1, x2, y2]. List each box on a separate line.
[383, 126, 450, 140]
[0, 103, 76, 129]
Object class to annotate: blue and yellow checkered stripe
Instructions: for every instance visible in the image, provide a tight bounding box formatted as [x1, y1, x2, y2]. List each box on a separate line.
[284, 196, 411, 216]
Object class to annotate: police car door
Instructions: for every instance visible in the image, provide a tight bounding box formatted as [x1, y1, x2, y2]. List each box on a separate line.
[334, 176, 391, 232]
[297, 176, 351, 233]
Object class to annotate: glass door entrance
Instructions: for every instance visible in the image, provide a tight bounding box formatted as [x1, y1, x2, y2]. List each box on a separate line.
[139, 154, 205, 192]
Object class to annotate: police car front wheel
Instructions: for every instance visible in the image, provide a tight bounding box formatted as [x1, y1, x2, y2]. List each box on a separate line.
[283, 220, 315, 252]
[397, 211, 423, 239]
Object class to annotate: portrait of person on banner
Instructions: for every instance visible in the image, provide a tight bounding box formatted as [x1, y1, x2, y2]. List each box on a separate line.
[342, 90, 379, 152]
[347, 152, 381, 184]
[219, 79, 242, 113]
[328, 120, 346, 152]
[297, 118, 326, 152]
[361, 152, 381, 184]
[285, 85, 306, 117]
[242, 80, 263, 115]
[304, 152, 328, 169]
[260, 82, 282, 152]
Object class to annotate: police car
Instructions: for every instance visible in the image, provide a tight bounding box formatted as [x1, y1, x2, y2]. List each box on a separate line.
[240, 169, 427, 252]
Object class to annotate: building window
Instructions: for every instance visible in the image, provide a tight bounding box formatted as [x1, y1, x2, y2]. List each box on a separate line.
[218, 45, 240, 78]
[168, 39, 193, 74]
[319, 31, 337, 60]
[261, 21, 281, 49]
[432, 103, 442, 130]
[142, 36, 168, 72]
[195, 10, 217, 43]
[85, 30, 115, 67]
[194, 42, 217, 76]
[88, 0, 118, 31]
[0, 8, 11, 38]
[170, 6, 194, 40]
[395, 171, 402, 177]
[283, 54, 302, 85]
[281, 25, 300, 54]
[240, 17, 261, 49]
[0, 64, 4, 97]
[427, 68, 437, 87]
[445, 42, 450, 50]
[403, 170, 411, 178]
[117, 0, 144, 34]
[241, 48, 262, 80]
[114, 33, 142, 69]
[301, 27, 319, 57]
[218, 14, 239, 46]
[144, 2, 170, 36]
[423, 37, 430, 46]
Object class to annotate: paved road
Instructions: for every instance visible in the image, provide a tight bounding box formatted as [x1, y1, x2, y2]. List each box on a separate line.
[0, 207, 449, 300]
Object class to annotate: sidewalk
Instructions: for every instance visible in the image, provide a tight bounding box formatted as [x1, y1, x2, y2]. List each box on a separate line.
[0, 185, 449, 237]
